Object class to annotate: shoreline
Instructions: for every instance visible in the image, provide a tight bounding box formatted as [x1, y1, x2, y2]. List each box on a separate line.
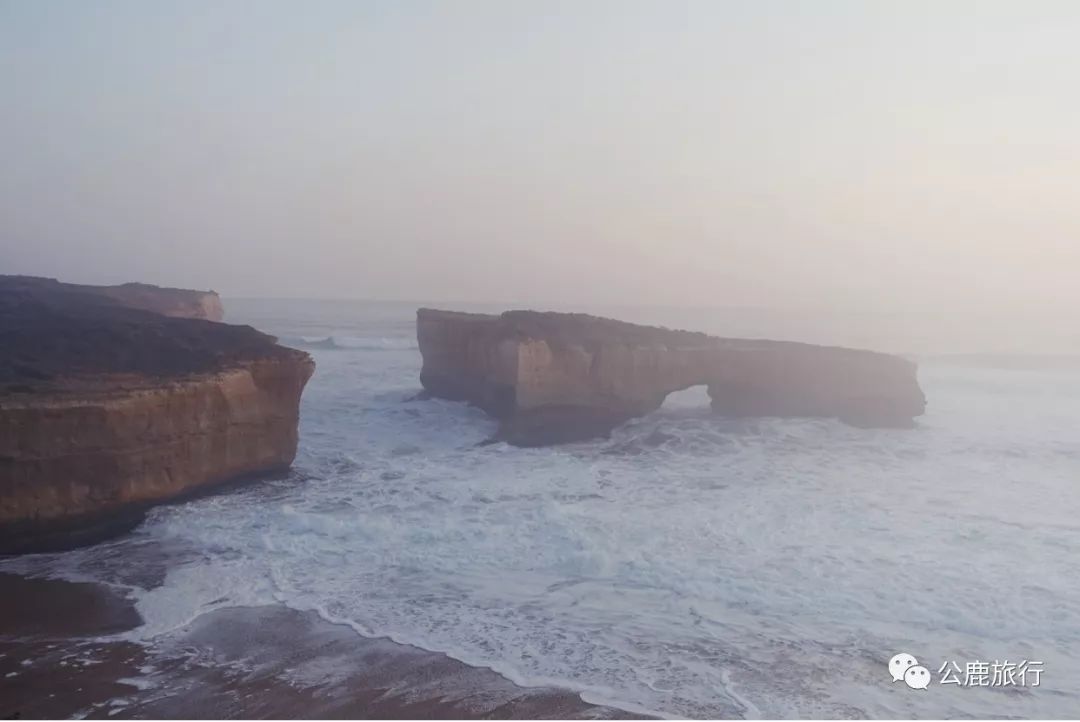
[0, 572, 650, 720]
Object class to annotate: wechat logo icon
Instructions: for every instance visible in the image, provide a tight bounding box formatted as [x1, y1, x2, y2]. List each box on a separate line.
[890, 652, 930, 690]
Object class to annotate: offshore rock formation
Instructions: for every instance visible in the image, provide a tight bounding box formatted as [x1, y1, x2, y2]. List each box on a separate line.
[0, 275, 224, 321]
[0, 277, 312, 553]
[417, 309, 926, 446]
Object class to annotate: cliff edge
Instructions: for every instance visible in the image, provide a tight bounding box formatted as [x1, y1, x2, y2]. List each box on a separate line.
[0, 278, 313, 553]
[0, 275, 224, 321]
[417, 309, 926, 445]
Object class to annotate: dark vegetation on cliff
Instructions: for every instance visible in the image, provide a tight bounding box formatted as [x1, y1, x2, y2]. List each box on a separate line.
[0, 275, 224, 320]
[0, 276, 296, 393]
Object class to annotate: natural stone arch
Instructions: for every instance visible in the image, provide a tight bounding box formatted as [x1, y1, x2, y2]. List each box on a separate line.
[417, 308, 926, 446]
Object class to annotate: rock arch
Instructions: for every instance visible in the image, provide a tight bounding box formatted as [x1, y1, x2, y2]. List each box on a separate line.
[417, 309, 926, 446]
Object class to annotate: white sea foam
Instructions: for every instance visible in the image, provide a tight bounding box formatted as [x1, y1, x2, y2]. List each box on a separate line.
[5, 301, 1080, 718]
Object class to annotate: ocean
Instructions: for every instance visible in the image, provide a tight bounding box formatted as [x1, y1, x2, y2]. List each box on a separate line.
[4, 298, 1080, 718]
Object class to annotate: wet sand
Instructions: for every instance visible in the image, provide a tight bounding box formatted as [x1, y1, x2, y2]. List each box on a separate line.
[0, 573, 646, 719]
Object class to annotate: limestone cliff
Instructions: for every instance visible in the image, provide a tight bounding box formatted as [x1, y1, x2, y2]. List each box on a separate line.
[418, 309, 926, 445]
[0, 278, 312, 553]
[0, 275, 224, 321]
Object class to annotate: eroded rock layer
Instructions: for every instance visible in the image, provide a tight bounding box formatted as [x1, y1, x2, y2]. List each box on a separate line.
[418, 309, 926, 446]
[0, 278, 312, 553]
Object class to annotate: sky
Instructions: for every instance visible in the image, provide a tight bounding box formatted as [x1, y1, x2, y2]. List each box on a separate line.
[1, 0, 1078, 311]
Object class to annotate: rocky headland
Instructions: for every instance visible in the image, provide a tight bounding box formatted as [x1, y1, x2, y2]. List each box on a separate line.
[1, 274, 224, 321]
[418, 308, 926, 445]
[0, 276, 313, 553]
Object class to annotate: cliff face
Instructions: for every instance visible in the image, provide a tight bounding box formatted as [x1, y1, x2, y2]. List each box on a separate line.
[0, 278, 312, 553]
[0, 276, 224, 321]
[0, 358, 313, 552]
[418, 309, 926, 446]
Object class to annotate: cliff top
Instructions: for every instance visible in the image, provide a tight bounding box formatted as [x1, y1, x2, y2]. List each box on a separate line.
[0, 275, 224, 321]
[0, 278, 303, 394]
[417, 308, 901, 360]
[419, 308, 717, 349]
[499, 310, 717, 348]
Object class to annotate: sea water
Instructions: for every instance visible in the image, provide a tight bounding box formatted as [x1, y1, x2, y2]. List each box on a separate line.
[5, 299, 1080, 718]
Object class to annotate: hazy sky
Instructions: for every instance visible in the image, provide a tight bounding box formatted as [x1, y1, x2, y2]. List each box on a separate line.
[1, 0, 1077, 310]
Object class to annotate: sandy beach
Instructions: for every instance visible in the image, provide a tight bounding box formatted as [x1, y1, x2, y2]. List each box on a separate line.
[0, 573, 645, 720]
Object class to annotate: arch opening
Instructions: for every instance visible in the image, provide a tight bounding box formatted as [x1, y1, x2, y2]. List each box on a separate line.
[658, 383, 711, 413]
